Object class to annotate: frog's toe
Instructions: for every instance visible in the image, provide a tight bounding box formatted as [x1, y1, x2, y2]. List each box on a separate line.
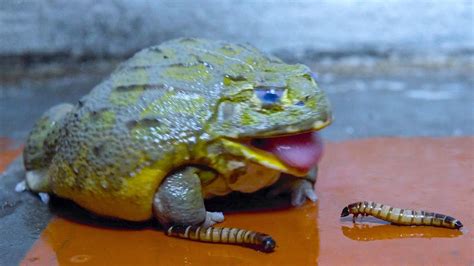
[290, 179, 318, 207]
[202, 211, 224, 227]
[15, 180, 27, 192]
[38, 192, 50, 204]
[267, 177, 317, 206]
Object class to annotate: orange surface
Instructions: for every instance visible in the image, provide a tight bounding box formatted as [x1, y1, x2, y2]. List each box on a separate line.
[15, 137, 474, 265]
[0, 137, 23, 170]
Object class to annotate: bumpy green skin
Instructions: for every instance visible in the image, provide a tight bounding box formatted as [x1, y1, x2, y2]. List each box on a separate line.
[23, 38, 331, 221]
[24, 104, 74, 171]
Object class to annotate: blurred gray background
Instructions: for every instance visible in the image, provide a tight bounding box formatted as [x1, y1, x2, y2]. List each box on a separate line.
[1, 0, 473, 142]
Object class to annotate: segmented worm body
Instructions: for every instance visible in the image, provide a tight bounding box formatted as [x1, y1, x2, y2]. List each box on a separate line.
[167, 225, 276, 252]
[341, 201, 463, 229]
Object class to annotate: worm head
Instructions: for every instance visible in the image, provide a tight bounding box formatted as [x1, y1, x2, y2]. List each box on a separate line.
[340, 207, 350, 217]
[261, 236, 276, 253]
[446, 215, 464, 229]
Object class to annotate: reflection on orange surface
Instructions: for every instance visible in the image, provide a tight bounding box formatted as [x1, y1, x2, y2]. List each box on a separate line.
[20, 137, 474, 265]
[341, 224, 463, 241]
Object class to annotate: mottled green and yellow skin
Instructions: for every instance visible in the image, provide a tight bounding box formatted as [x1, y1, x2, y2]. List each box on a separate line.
[23, 38, 331, 223]
[341, 201, 463, 229]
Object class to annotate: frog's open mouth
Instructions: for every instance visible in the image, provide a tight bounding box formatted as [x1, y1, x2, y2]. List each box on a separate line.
[249, 131, 323, 174]
[221, 130, 325, 177]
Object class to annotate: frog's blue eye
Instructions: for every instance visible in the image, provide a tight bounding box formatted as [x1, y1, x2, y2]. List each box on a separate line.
[255, 87, 283, 106]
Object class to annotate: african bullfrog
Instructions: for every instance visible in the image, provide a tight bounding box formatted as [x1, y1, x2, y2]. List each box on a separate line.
[22, 38, 331, 251]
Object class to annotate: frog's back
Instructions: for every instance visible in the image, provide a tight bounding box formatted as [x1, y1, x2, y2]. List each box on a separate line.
[30, 38, 274, 221]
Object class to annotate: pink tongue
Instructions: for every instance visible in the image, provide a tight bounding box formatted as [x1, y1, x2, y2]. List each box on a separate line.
[259, 132, 324, 173]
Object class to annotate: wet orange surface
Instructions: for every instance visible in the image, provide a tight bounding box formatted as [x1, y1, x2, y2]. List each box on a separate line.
[0, 137, 23, 170]
[15, 137, 474, 265]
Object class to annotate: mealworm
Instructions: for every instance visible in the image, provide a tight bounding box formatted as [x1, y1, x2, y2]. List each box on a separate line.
[167, 225, 276, 252]
[340, 201, 463, 229]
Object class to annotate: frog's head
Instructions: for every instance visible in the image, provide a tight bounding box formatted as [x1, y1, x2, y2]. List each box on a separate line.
[207, 61, 332, 177]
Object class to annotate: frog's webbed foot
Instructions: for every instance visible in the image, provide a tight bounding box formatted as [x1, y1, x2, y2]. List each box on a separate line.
[202, 211, 225, 228]
[15, 180, 50, 204]
[153, 167, 225, 227]
[12, 157, 51, 204]
[266, 167, 318, 206]
[289, 179, 317, 206]
[38, 192, 50, 204]
[15, 180, 27, 192]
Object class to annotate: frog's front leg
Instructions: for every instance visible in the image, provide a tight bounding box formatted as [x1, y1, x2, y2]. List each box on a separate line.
[152, 167, 224, 228]
[154, 167, 276, 252]
[267, 167, 318, 206]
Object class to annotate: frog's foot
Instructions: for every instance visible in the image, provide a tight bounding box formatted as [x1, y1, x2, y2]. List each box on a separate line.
[15, 180, 50, 204]
[38, 192, 50, 204]
[290, 179, 317, 206]
[267, 177, 317, 206]
[15, 180, 27, 192]
[202, 211, 225, 228]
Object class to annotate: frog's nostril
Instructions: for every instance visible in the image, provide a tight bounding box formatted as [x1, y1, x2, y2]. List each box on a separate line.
[295, 101, 305, 106]
[251, 138, 267, 149]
